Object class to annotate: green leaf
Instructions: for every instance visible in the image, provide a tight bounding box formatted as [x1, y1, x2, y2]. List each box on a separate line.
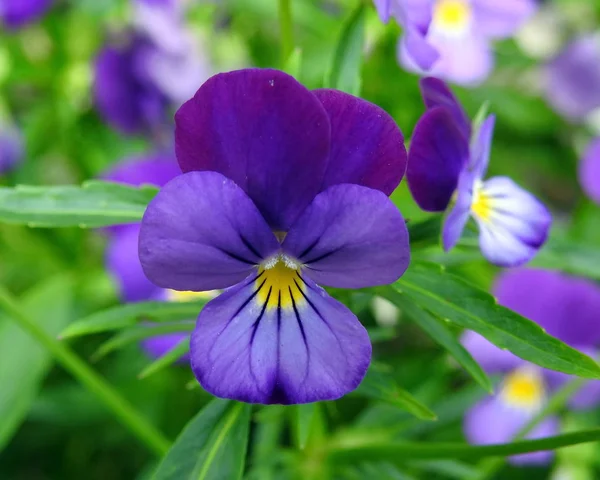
[376, 290, 492, 392]
[406, 216, 442, 250]
[0, 181, 157, 228]
[0, 276, 72, 451]
[395, 263, 600, 378]
[293, 403, 318, 450]
[60, 299, 209, 339]
[354, 364, 437, 421]
[153, 399, 251, 480]
[326, 2, 366, 95]
[138, 338, 190, 379]
[283, 47, 302, 78]
[531, 236, 600, 281]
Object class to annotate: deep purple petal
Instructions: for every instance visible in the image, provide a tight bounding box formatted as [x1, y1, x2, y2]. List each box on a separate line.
[190, 271, 371, 404]
[419, 77, 471, 139]
[141, 331, 190, 363]
[0, 0, 52, 29]
[282, 184, 410, 289]
[464, 396, 557, 466]
[579, 138, 600, 205]
[175, 69, 330, 231]
[107, 225, 163, 302]
[460, 330, 523, 374]
[407, 107, 469, 212]
[470, 114, 495, 178]
[494, 269, 600, 347]
[102, 155, 181, 188]
[472, 0, 537, 39]
[0, 123, 23, 174]
[312, 89, 406, 196]
[543, 35, 600, 121]
[139, 171, 280, 291]
[474, 177, 551, 267]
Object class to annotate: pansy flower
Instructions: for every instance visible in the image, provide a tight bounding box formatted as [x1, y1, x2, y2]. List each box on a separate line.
[373, 0, 536, 86]
[138, 68, 410, 404]
[462, 268, 600, 465]
[580, 138, 600, 205]
[407, 77, 551, 267]
[0, 0, 52, 29]
[94, 0, 209, 134]
[0, 122, 23, 175]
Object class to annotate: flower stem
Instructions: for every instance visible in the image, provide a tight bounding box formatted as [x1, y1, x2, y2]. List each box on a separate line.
[278, 0, 294, 67]
[0, 285, 171, 457]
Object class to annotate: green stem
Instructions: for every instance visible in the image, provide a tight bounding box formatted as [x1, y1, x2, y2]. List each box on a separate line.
[278, 0, 294, 67]
[0, 286, 171, 457]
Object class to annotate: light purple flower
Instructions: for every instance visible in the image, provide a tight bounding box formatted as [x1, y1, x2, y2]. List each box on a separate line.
[138, 68, 410, 404]
[0, 0, 52, 29]
[0, 123, 23, 174]
[462, 268, 600, 465]
[543, 35, 600, 121]
[407, 77, 551, 267]
[579, 138, 600, 205]
[374, 0, 536, 86]
[94, 0, 210, 134]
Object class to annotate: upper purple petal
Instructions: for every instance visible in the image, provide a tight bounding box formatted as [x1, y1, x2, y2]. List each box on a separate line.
[407, 107, 469, 212]
[469, 114, 495, 178]
[312, 89, 407, 196]
[419, 77, 471, 139]
[190, 271, 371, 404]
[102, 154, 181, 188]
[0, 0, 52, 29]
[543, 35, 600, 121]
[175, 69, 331, 231]
[472, 0, 537, 39]
[494, 268, 600, 347]
[283, 184, 410, 289]
[139, 171, 280, 292]
[579, 138, 600, 205]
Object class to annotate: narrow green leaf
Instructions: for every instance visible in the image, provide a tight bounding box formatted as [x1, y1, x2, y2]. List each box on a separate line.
[60, 299, 209, 339]
[326, 2, 366, 95]
[329, 427, 600, 462]
[138, 338, 190, 379]
[294, 403, 318, 450]
[153, 399, 251, 480]
[0, 276, 72, 451]
[283, 47, 302, 78]
[397, 263, 600, 378]
[376, 290, 492, 392]
[0, 181, 157, 228]
[354, 364, 437, 421]
[406, 216, 442, 249]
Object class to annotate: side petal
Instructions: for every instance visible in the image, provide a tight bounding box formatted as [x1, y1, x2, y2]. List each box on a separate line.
[282, 184, 410, 289]
[372, 0, 391, 24]
[470, 114, 495, 179]
[407, 107, 469, 212]
[579, 138, 600, 205]
[102, 155, 181, 188]
[313, 89, 407, 196]
[464, 396, 557, 466]
[472, 0, 537, 39]
[474, 177, 551, 267]
[442, 169, 475, 251]
[175, 68, 330, 231]
[139, 171, 280, 291]
[419, 77, 471, 138]
[190, 272, 371, 404]
[400, 27, 440, 71]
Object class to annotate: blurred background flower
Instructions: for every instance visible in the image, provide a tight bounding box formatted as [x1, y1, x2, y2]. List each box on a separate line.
[0, 0, 53, 30]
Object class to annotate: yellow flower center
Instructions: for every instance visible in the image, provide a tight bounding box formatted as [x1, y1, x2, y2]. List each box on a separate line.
[500, 366, 545, 412]
[471, 181, 492, 222]
[432, 0, 472, 36]
[167, 290, 216, 302]
[256, 255, 305, 310]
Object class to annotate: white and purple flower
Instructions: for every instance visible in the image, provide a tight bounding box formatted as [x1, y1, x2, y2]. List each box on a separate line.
[138, 68, 411, 404]
[462, 268, 600, 465]
[374, 0, 537, 86]
[407, 77, 552, 267]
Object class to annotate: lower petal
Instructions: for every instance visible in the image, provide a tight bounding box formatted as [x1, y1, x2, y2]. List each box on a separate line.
[474, 177, 551, 267]
[190, 271, 371, 404]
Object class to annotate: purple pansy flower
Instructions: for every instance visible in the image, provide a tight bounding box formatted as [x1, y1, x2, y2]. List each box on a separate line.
[0, 0, 52, 29]
[94, 0, 210, 134]
[580, 138, 600, 205]
[138, 68, 410, 404]
[407, 77, 551, 267]
[543, 35, 600, 121]
[374, 0, 536, 86]
[462, 268, 600, 465]
[0, 122, 23, 175]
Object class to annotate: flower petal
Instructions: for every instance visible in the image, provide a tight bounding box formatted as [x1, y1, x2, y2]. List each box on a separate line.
[579, 138, 600, 205]
[190, 271, 371, 404]
[373, 0, 391, 23]
[282, 184, 410, 289]
[464, 396, 558, 465]
[407, 107, 469, 212]
[139, 171, 280, 291]
[472, 0, 537, 39]
[313, 89, 407, 196]
[400, 27, 440, 71]
[175, 68, 330, 231]
[419, 77, 471, 138]
[474, 177, 551, 267]
[141, 331, 190, 363]
[442, 169, 475, 251]
[102, 155, 181, 188]
[470, 114, 495, 179]
[460, 330, 522, 374]
[0, 0, 52, 29]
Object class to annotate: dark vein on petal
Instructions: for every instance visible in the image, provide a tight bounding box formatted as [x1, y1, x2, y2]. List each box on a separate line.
[290, 286, 310, 383]
[217, 246, 256, 265]
[240, 234, 262, 261]
[250, 286, 271, 344]
[303, 246, 343, 265]
[298, 236, 321, 260]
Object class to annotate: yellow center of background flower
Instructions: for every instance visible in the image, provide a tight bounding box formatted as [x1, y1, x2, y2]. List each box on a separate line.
[500, 366, 545, 411]
[433, 0, 472, 35]
[471, 183, 492, 221]
[257, 256, 305, 310]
